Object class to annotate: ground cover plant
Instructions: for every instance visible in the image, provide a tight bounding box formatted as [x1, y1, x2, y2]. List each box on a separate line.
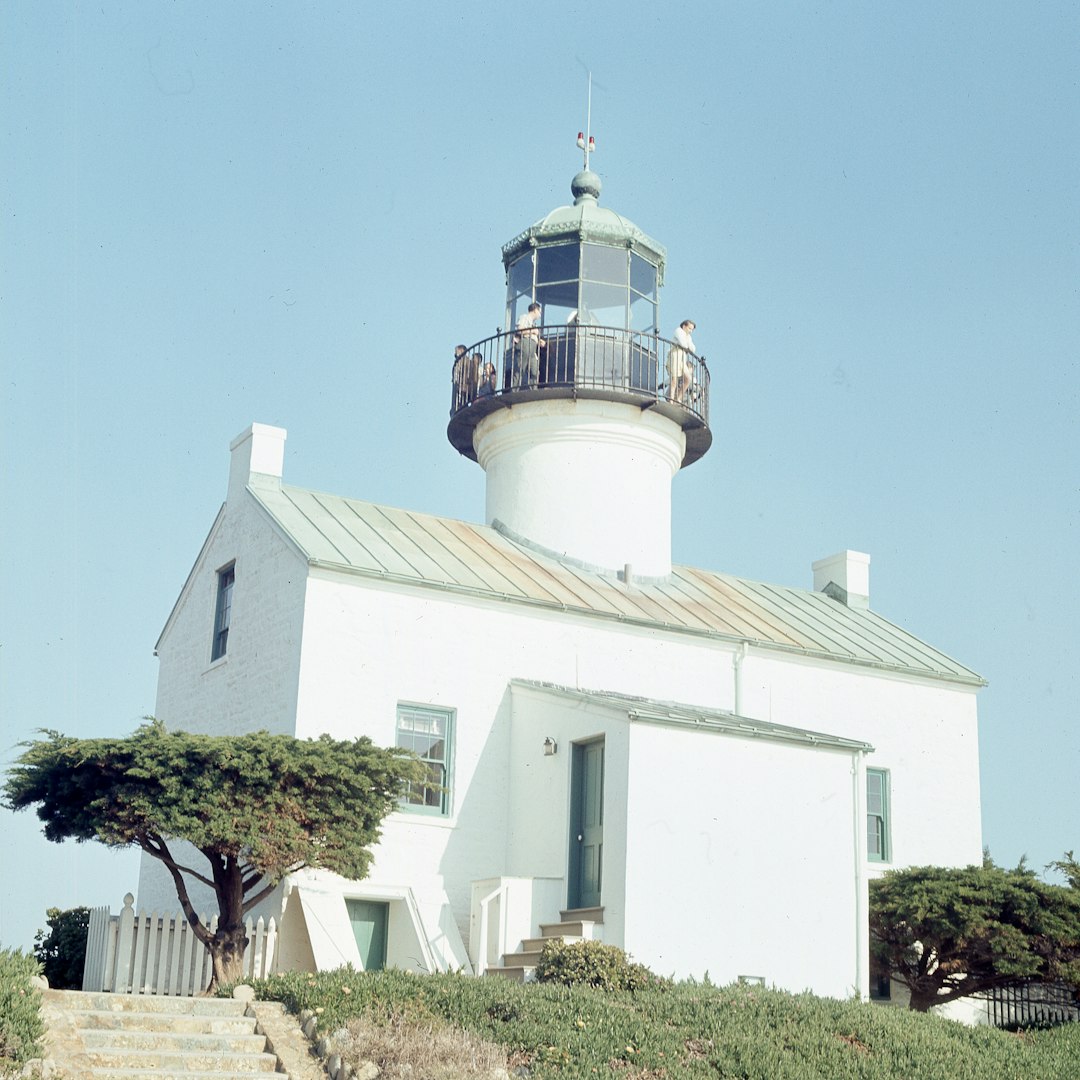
[239, 967, 1080, 1079]
[0, 949, 44, 1070]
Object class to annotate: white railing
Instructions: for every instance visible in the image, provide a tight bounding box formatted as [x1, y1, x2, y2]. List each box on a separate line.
[83, 893, 277, 995]
[469, 876, 565, 975]
[474, 880, 509, 977]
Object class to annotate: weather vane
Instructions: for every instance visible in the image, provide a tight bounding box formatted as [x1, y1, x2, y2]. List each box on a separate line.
[576, 71, 596, 170]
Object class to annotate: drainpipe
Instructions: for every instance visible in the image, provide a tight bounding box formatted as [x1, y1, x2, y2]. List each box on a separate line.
[852, 749, 868, 1000]
[732, 642, 748, 715]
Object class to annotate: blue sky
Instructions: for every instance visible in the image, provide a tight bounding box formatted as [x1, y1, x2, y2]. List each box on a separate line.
[2, 2, 1077, 951]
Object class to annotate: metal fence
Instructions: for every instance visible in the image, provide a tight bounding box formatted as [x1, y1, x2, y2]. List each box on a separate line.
[451, 325, 710, 426]
[985, 982, 1080, 1029]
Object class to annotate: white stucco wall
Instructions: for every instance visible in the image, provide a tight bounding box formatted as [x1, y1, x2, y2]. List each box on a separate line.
[474, 400, 684, 577]
[144, 477, 982, 995]
[623, 722, 862, 997]
[740, 652, 983, 870]
[153, 479, 308, 738]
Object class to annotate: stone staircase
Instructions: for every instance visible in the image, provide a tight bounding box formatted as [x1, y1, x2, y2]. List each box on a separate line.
[40, 990, 298, 1079]
[485, 906, 604, 982]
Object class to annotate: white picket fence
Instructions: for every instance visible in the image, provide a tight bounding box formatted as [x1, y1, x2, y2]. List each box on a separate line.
[83, 893, 278, 996]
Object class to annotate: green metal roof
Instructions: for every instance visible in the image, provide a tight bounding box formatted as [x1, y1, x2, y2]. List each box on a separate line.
[501, 171, 667, 281]
[511, 680, 874, 753]
[248, 480, 985, 687]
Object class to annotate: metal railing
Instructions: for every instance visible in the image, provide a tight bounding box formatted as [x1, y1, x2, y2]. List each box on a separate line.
[451, 325, 710, 427]
[985, 981, 1080, 1030]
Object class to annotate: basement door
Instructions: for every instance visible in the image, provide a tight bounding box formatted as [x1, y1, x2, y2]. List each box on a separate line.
[568, 739, 605, 909]
[345, 899, 389, 971]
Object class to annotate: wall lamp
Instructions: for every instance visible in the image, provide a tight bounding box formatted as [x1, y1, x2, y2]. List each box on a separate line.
[543, 737, 558, 757]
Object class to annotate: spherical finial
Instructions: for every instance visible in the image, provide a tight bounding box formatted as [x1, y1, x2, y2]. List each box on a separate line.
[571, 170, 602, 205]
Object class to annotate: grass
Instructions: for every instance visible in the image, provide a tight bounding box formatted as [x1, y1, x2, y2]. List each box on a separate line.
[240, 967, 1080, 1079]
[0, 949, 45, 1072]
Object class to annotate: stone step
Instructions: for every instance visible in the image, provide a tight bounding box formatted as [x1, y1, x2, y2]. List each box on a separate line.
[538, 919, 597, 938]
[81, 1029, 269, 1054]
[560, 906, 605, 924]
[501, 950, 544, 968]
[87, 1072, 289, 1080]
[86, 1048, 281, 1072]
[519, 934, 582, 953]
[76, 1010, 258, 1035]
[46, 990, 249, 1016]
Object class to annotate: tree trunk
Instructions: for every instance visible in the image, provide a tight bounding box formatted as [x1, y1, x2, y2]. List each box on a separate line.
[206, 920, 250, 992]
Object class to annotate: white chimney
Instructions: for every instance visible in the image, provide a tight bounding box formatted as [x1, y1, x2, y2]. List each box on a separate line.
[812, 550, 870, 609]
[228, 423, 286, 502]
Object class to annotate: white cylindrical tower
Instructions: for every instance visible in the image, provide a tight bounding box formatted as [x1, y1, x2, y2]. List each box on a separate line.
[447, 160, 711, 580]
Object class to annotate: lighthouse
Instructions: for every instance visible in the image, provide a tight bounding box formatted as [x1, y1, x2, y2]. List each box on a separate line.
[448, 144, 712, 580]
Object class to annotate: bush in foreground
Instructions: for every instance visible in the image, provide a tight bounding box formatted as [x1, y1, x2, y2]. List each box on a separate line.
[33, 906, 89, 991]
[0, 949, 44, 1069]
[533, 939, 663, 992]
[239, 967, 1080, 1079]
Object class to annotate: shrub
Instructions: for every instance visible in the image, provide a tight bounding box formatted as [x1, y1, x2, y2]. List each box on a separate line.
[533, 939, 662, 992]
[0, 949, 45, 1068]
[33, 906, 89, 991]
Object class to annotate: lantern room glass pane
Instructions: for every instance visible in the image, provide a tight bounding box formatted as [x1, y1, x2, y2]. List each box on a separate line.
[536, 243, 580, 284]
[536, 281, 578, 327]
[580, 282, 628, 328]
[630, 292, 657, 332]
[581, 243, 628, 285]
[630, 252, 657, 297]
[508, 253, 534, 297]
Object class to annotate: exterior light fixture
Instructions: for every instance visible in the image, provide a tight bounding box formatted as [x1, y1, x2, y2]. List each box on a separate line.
[543, 737, 558, 756]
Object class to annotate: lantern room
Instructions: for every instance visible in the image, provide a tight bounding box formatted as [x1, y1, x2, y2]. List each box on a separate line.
[502, 169, 663, 335]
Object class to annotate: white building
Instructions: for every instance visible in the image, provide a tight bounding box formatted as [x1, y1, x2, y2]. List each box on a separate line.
[139, 163, 983, 1000]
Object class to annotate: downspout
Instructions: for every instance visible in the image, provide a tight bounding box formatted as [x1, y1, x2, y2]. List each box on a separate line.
[732, 642, 748, 715]
[852, 749, 869, 1000]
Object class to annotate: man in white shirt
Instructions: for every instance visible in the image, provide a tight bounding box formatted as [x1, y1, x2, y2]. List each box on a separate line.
[515, 302, 545, 388]
[668, 319, 696, 404]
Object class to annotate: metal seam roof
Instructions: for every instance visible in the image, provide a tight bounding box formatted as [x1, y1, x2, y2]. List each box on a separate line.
[510, 680, 874, 752]
[249, 484, 985, 686]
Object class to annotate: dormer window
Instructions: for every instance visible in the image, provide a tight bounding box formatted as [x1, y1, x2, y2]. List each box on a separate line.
[211, 564, 235, 661]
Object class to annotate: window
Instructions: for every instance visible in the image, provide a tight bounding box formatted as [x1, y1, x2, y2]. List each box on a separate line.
[210, 564, 234, 661]
[396, 704, 453, 816]
[867, 768, 890, 862]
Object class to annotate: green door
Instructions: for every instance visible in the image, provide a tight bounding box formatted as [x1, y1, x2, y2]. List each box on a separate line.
[568, 739, 605, 909]
[345, 899, 389, 971]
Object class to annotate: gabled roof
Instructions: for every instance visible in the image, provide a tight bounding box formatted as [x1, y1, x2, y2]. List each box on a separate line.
[511, 680, 874, 753]
[248, 481, 985, 687]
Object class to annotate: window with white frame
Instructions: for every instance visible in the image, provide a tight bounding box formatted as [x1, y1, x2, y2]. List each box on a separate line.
[210, 564, 235, 661]
[867, 767, 890, 862]
[396, 704, 453, 816]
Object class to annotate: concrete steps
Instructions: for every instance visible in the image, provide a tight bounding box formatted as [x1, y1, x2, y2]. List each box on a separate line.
[41, 990, 292, 1079]
[488, 906, 604, 982]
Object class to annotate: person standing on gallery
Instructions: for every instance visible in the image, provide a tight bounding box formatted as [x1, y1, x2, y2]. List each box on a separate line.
[515, 302, 545, 389]
[667, 319, 696, 404]
[453, 344, 469, 408]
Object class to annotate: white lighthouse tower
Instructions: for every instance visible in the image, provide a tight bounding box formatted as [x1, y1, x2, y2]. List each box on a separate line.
[448, 144, 711, 580]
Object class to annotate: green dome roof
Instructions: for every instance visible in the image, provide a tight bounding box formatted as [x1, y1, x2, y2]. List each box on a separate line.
[501, 171, 666, 283]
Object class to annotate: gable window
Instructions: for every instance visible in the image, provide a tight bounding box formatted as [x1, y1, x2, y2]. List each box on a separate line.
[210, 564, 235, 661]
[867, 767, 891, 862]
[396, 704, 453, 816]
